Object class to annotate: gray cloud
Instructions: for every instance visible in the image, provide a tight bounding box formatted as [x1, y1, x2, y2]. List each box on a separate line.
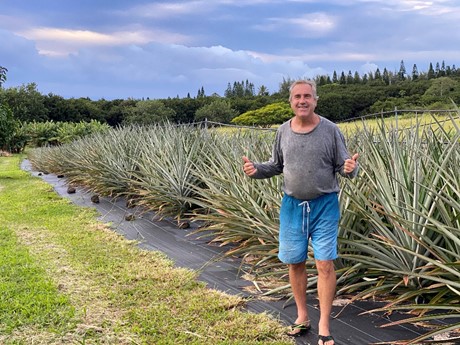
[1, 0, 459, 100]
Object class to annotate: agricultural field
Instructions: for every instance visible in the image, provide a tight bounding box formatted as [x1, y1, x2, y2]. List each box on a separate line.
[2, 109, 460, 344]
[338, 108, 460, 135]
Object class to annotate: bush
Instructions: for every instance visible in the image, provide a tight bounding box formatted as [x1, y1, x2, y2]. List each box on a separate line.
[0, 104, 26, 153]
[194, 99, 238, 123]
[25, 120, 110, 147]
[231, 102, 292, 127]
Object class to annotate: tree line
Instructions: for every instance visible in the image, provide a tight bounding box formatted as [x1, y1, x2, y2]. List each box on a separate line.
[1, 60, 460, 128]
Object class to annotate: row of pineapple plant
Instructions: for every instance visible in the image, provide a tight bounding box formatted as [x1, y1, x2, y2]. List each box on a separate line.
[28, 111, 460, 344]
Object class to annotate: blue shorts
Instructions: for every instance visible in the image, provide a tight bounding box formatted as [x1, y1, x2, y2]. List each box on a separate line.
[278, 192, 340, 264]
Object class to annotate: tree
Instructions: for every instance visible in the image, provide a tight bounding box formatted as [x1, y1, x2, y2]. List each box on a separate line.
[367, 71, 374, 81]
[275, 77, 294, 99]
[244, 79, 255, 97]
[95, 98, 128, 127]
[122, 100, 176, 125]
[233, 81, 245, 97]
[353, 71, 361, 84]
[163, 97, 204, 123]
[435, 62, 441, 77]
[315, 92, 354, 121]
[346, 70, 354, 84]
[68, 97, 104, 122]
[440, 60, 446, 77]
[197, 86, 205, 98]
[257, 85, 269, 96]
[412, 64, 419, 80]
[332, 71, 338, 83]
[1, 83, 48, 122]
[224, 83, 233, 97]
[0, 66, 7, 87]
[44, 93, 72, 122]
[427, 63, 435, 79]
[194, 99, 238, 123]
[398, 60, 406, 81]
[0, 104, 19, 152]
[423, 77, 456, 98]
[382, 68, 390, 85]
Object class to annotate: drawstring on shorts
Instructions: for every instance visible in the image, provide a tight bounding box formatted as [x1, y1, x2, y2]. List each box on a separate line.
[298, 201, 311, 236]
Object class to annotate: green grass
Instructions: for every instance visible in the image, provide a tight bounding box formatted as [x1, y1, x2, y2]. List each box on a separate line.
[0, 226, 75, 335]
[0, 156, 76, 339]
[0, 155, 292, 344]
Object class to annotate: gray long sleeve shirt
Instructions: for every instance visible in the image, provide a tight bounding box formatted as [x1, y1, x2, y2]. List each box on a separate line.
[252, 116, 358, 200]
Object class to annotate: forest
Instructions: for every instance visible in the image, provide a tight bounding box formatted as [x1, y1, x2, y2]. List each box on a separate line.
[1, 60, 460, 127]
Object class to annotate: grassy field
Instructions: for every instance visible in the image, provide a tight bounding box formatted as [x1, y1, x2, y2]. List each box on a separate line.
[338, 111, 460, 135]
[0, 155, 292, 345]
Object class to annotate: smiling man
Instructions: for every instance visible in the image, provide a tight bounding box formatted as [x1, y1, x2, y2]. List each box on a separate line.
[242, 79, 359, 345]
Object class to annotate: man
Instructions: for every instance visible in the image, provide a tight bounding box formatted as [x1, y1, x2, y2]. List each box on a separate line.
[242, 79, 358, 345]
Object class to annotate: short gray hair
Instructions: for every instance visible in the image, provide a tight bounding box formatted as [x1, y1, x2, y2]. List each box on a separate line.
[289, 79, 319, 101]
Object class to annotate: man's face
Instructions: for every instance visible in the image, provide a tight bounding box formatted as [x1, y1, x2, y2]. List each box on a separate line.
[289, 83, 317, 119]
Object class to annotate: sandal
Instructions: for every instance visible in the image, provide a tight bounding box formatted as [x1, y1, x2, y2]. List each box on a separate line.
[318, 334, 335, 345]
[286, 320, 311, 337]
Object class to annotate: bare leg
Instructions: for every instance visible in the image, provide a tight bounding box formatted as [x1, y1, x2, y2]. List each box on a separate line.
[316, 259, 336, 345]
[289, 262, 309, 324]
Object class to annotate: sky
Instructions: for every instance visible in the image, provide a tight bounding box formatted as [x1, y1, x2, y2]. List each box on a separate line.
[1, 0, 460, 100]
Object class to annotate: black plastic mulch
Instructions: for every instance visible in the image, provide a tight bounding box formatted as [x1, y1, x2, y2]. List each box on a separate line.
[23, 160, 437, 345]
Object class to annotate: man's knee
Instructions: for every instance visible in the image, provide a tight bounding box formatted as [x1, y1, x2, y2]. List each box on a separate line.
[289, 262, 306, 275]
[315, 260, 335, 276]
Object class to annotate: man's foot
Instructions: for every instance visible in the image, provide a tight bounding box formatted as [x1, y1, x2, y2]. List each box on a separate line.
[318, 334, 334, 345]
[286, 320, 311, 337]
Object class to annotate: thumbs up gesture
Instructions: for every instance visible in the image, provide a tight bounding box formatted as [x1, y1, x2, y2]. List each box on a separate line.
[242, 156, 257, 176]
[344, 153, 359, 174]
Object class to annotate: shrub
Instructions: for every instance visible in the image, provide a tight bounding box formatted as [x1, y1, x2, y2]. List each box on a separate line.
[231, 102, 292, 127]
[0, 104, 26, 153]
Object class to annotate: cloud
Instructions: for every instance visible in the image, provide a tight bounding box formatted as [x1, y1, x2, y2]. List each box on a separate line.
[1, 38, 324, 99]
[253, 12, 337, 38]
[360, 62, 379, 74]
[16, 27, 192, 56]
[247, 50, 375, 64]
[124, 0, 318, 18]
[284, 13, 337, 34]
[121, 1, 213, 18]
[354, 0, 460, 16]
[253, 12, 337, 36]
[2, 0, 460, 101]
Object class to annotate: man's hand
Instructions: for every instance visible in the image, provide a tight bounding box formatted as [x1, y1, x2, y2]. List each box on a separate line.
[344, 153, 359, 174]
[242, 156, 257, 176]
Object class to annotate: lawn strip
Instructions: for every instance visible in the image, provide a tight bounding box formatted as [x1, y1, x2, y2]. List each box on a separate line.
[0, 155, 292, 345]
